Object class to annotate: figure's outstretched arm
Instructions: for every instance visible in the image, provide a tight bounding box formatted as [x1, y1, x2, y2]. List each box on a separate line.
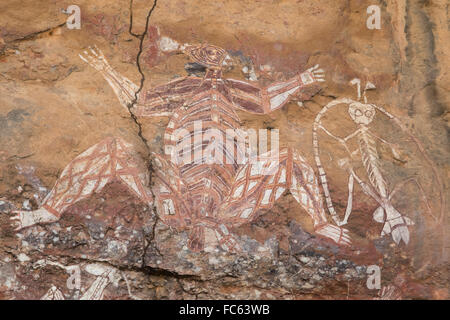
[79, 46, 140, 111]
[226, 65, 325, 114]
[80, 46, 199, 117]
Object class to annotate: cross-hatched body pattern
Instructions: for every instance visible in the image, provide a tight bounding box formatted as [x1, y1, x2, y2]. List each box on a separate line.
[13, 43, 350, 252]
[11, 137, 153, 230]
[218, 148, 349, 246]
[44, 137, 153, 216]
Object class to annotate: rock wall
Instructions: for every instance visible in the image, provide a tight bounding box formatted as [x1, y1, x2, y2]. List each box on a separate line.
[0, 0, 448, 300]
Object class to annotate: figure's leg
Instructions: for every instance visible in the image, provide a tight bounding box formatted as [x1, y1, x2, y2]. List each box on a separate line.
[347, 167, 416, 244]
[219, 148, 290, 224]
[151, 154, 192, 228]
[151, 155, 238, 252]
[152, 154, 232, 252]
[289, 150, 351, 245]
[11, 137, 152, 230]
[219, 148, 351, 246]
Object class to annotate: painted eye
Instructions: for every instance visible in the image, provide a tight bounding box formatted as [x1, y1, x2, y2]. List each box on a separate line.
[354, 109, 363, 116]
[365, 110, 373, 118]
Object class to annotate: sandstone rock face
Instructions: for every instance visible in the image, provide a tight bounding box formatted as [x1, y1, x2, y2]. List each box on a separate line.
[0, 0, 448, 300]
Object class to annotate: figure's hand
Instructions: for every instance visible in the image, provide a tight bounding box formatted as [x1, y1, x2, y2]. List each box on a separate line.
[315, 223, 351, 246]
[79, 45, 110, 72]
[300, 64, 325, 85]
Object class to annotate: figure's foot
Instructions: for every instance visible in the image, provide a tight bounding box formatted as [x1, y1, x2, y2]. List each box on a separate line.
[10, 207, 59, 231]
[188, 223, 241, 253]
[391, 225, 410, 245]
[214, 224, 241, 253]
[187, 225, 205, 252]
[373, 206, 414, 245]
[315, 223, 352, 246]
[381, 216, 414, 245]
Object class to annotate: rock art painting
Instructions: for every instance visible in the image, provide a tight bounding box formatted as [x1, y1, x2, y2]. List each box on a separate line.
[313, 79, 444, 245]
[13, 43, 350, 252]
[0, 0, 447, 301]
[39, 262, 122, 300]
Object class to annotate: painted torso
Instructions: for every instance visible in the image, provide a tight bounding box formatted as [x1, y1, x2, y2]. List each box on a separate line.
[158, 70, 246, 218]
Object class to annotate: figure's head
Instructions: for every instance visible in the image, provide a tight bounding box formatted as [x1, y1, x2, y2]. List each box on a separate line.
[348, 101, 376, 125]
[158, 37, 232, 70]
[183, 44, 232, 70]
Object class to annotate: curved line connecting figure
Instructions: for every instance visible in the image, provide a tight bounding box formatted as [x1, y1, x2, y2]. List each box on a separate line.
[12, 38, 351, 252]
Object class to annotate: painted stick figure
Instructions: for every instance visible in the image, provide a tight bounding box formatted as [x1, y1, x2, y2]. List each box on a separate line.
[312, 79, 443, 245]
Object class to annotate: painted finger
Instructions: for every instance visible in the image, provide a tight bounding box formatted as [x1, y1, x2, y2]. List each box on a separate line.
[94, 45, 104, 57]
[83, 51, 90, 59]
[89, 47, 99, 57]
[79, 54, 89, 64]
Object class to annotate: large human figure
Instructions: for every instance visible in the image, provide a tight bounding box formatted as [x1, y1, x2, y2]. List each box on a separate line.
[12, 39, 351, 251]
